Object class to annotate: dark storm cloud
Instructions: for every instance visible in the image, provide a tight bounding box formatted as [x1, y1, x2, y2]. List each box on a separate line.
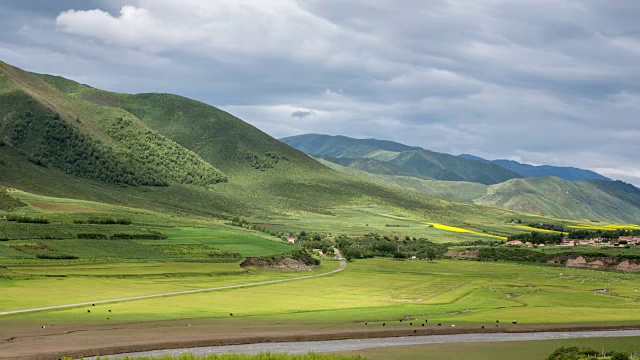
[0, 0, 639, 184]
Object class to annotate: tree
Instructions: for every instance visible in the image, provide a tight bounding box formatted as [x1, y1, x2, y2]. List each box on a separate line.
[611, 352, 630, 360]
[425, 248, 436, 262]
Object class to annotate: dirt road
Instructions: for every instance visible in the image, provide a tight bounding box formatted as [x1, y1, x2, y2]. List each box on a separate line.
[0, 257, 347, 316]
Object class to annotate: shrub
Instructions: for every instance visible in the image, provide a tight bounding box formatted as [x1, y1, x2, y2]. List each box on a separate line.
[76, 233, 107, 239]
[36, 254, 79, 260]
[5, 215, 49, 224]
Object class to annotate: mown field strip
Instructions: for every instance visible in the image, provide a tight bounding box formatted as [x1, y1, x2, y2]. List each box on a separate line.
[0, 258, 346, 316]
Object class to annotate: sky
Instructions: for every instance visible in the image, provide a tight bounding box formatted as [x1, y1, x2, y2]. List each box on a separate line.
[1, 1, 639, 184]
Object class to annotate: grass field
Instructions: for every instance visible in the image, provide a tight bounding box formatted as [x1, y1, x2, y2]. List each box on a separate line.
[3, 258, 639, 327]
[345, 336, 640, 360]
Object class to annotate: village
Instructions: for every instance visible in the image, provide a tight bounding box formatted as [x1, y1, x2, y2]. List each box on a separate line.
[506, 235, 640, 248]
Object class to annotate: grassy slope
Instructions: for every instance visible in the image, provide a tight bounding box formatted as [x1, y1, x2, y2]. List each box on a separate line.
[476, 177, 640, 223]
[388, 150, 522, 185]
[321, 158, 640, 223]
[0, 65, 531, 227]
[317, 158, 487, 203]
[280, 133, 422, 158]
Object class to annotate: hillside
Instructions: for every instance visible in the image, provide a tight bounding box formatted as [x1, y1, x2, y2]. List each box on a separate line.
[283, 134, 523, 185]
[280, 133, 421, 159]
[0, 60, 530, 227]
[476, 178, 640, 223]
[321, 158, 640, 223]
[459, 154, 611, 182]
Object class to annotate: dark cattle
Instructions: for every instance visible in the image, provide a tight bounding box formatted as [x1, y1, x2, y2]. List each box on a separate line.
[413, 330, 417, 333]
[106, 318, 110, 320]
[512, 320, 517, 324]
[425, 319, 428, 323]
[409, 322, 412, 326]
[87, 310, 90, 313]
[382, 323, 386, 326]
[422, 324, 424, 327]
[92, 304, 95, 306]
[496, 320, 499, 323]
[365, 322, 368, 325]
[481, 326, 485, 329]
[399, 319, 402, 322]
[230, 313, 233, 316]
[438, 323, 441, 326]
[108, 310, 111, 313]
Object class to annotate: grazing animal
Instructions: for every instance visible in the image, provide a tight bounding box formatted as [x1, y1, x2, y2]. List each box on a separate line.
[413, 330, 417, 333]
[399, 319, 402, 322]
[108, 310, 111, 313]
[365, 322, 368, 325]
[106, 318, 110, 320]
[92, 304, 95, 307]
[481, 326, 485, 329]
[451, 325, 455, 327]
[230, 313, 233, 317]
[41, 326, 46, 329]
[496, 324, 499, 327]
[496, 320, 499, 323]
[87, 310, 90, 313]
[187, 324, 191, 327]
[425, 319, 428, 323]
[409, 322, 412, 326]
[382, 323, 386, 326]
[438, 323, 441, 326]
[512, 320, 517, 325]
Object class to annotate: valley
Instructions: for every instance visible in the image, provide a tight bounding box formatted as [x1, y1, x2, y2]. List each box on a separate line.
[0, 61, 639, 360]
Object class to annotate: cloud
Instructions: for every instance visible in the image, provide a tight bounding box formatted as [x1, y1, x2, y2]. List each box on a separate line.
[0, 0, 639, 184]
[291, 110, 315, 118]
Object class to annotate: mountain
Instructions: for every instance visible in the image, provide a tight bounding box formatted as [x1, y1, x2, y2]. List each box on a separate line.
[321, 158, 640, 223]
[282, 134, 523, 185]
[475, 177, 640, 223]
[280, 133, 421, 159]
[0, 60, 521, 224]
[458, 154, 611, 182]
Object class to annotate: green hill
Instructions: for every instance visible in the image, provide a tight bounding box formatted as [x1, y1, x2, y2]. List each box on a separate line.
[280, 133, 421, 159]
[459, 154, 611, 181]
[475, 177, 640, 223]
[282, 134, 522, 185]
[0, 60, 529, 228]
[321, 158, 640, 223]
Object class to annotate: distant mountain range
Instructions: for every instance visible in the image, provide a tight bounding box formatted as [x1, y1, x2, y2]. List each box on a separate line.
[458, 154, 611, 182]
[281, 134, 611, 184]
[283, 134, 640, 222]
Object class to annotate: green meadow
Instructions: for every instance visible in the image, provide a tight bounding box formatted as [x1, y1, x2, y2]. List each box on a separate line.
[3, 258, 639, 327]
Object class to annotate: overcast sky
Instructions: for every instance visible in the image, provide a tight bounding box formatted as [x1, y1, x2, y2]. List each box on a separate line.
[1, 1, 639, 184]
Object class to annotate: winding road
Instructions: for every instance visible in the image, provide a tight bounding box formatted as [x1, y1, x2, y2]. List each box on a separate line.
[93, 330, 640, 359]
[0, 256, 347, 316]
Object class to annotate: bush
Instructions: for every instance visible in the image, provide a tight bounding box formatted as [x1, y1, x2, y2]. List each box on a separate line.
[76, 233, 107, 239]
[5, 215, 49, 224]
[110, 233, 167, 240]
[36, 254, 79, 260]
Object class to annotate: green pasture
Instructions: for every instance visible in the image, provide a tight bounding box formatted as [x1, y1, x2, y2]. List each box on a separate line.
[0, 261, 335, 311]
[258, 205, 570, 243]
[3, 259, 639, 328]
[346, 336, 640, 360]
